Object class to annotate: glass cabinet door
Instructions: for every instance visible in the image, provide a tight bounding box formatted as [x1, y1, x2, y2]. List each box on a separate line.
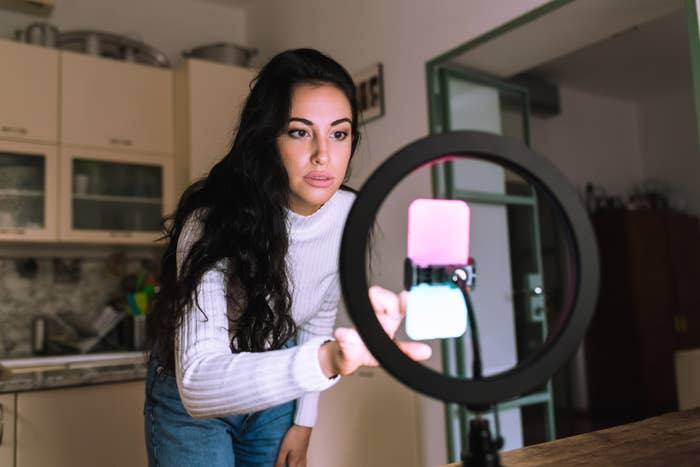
[72, 158, 163, 231]
[60, 147, 174, 243]
[0, 141, 58, 240]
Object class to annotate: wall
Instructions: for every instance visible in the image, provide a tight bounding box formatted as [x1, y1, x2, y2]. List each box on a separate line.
[245, 1, 551, 465]
[0, 0, 248, 65]
[530, 84, 700, 216]
[636, 86, 700, 216]
[530, 86, 645, 199]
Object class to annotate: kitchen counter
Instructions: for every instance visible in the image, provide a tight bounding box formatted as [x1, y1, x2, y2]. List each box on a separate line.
[0, 351, 147, 393]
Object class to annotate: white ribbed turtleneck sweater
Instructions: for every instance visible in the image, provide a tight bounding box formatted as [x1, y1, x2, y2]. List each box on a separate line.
[174, 189, 355, 427]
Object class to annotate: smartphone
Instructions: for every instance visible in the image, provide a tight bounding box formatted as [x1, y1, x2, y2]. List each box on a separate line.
[405, 198, 470, 340]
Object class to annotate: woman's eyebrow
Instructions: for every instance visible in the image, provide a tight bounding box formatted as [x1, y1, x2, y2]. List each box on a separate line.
[288, 117, 352, 126]
[288, 117, 313, 125]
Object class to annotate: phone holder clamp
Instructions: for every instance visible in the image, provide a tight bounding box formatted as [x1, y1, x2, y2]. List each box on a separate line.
[404, 258, 477, 291]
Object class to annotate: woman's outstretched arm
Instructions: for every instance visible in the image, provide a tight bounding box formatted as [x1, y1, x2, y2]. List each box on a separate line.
[174, 215, 339, 419]
[174, 264, 339, 418]
[318, 287, 432, 377]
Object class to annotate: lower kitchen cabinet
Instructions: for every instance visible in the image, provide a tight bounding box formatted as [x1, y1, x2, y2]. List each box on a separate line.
[15, 381, 146, 467]
[0, 393, 16, 467]
[307, 367, 421, 467]
[6, 371, 419, 467]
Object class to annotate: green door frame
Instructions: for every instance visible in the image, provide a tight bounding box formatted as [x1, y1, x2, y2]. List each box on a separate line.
[427, 0, 576, 199]
[434, 62, 556, 461]
[425, 0, 576, 461]
[436, 65, 532, 194]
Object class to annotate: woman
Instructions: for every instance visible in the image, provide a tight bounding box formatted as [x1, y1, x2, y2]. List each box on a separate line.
[145, 48, 430, 467]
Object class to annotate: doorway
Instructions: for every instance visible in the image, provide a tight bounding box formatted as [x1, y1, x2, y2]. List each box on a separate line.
[427, 0, 700, 462]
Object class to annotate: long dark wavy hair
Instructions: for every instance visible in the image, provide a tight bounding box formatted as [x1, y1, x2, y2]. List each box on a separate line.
[146, 48, 361, 368]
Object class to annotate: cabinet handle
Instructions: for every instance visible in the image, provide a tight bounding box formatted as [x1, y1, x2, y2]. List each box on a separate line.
[0, 402, 4, 445]
[109, 231, 133, 238]
[109, 137, 133, 146]
[0, 228, 26, 235]
[1, 125, 28, 135]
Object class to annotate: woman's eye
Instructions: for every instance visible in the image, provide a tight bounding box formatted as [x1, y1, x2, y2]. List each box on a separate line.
[288, 129, 308, 138]
[332, 131, 349, 141]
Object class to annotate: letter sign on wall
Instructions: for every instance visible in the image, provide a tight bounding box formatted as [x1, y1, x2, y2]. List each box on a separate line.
[353, 63, 384, 124]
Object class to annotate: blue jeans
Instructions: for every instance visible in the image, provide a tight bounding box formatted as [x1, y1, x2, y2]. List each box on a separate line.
[144, 359, 295, 467]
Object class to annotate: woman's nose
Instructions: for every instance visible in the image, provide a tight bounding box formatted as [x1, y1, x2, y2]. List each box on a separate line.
[311, 138, 330, 165]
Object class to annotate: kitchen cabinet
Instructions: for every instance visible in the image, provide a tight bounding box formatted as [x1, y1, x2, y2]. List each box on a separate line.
[307, 367, 422, 467]
[0, 39, 59, 144]
[0, 393, 16, 467]
[0, 140, 58, 241]
[59, 146, 174, 244]
[15, 381, 146, 467]
[174, 58, 256, 194]
[61, 50, 174, 156]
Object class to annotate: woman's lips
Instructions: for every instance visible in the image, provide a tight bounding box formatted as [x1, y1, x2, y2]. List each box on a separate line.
[303, 172, 334, 188]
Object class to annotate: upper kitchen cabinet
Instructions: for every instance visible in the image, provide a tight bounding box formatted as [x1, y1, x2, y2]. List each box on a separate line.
[174, 58, 256, 194]
[0, 140, 58, 241]
[61, 51, 174, 156]
[0, 39, 59, 144]
[59, 146, 174, 244]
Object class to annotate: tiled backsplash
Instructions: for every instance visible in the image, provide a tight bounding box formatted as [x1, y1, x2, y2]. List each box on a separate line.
[0, 253, 157, 357]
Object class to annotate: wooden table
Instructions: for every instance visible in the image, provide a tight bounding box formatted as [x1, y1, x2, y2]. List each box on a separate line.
[443, 408, 700, 466]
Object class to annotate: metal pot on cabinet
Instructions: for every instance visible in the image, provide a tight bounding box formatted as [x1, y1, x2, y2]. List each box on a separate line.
[182, 42, 257, 67]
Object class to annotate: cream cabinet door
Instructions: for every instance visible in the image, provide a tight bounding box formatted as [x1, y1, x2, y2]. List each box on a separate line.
[0, 140, 58, 241]
[61, 51, 174, 156]
[175, 58, 256, 193]
[15, 381, 146, 467]
[59, 146, 174, 244]
[307, 367, 422, 467]
[0, 393, 16, 467]
[0, 39, 59, 144]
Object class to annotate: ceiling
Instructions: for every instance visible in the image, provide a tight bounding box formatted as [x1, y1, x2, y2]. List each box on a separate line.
[527, 9, 692, 101]
[446, 0, 683, 79]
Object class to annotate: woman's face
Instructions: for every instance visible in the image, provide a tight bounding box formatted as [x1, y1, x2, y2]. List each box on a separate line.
[277, 82, 353, 216]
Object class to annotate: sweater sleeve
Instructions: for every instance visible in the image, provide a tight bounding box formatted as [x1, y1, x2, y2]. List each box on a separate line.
[293, 277, 342, 427]
[173, 215, 338, 419]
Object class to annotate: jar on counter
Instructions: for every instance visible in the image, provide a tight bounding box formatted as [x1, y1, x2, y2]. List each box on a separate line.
[31, 316, 48, 355]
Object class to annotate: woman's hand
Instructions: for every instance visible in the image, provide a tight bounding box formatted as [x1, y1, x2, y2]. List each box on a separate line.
[318, 286, 432, 377]
[274, 424, 312, 467]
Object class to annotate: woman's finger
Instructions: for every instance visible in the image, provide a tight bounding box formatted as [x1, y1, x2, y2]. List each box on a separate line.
[396, 340, 432, 361]
[398, 290, 408, 318]
[334, 326, 362, 344]
[274, 448, 289, 467]
[368, 286, 401, 319]
[334, 327, 379, 368]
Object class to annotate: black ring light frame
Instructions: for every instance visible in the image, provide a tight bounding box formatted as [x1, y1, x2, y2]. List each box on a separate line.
[340, 130, 599, 407]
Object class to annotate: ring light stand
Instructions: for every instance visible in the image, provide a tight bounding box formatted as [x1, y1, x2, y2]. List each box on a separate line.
[339, 130, 599, 466]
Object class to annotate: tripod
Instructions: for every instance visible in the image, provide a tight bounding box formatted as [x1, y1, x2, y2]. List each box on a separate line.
[461, 412, 504, 467]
